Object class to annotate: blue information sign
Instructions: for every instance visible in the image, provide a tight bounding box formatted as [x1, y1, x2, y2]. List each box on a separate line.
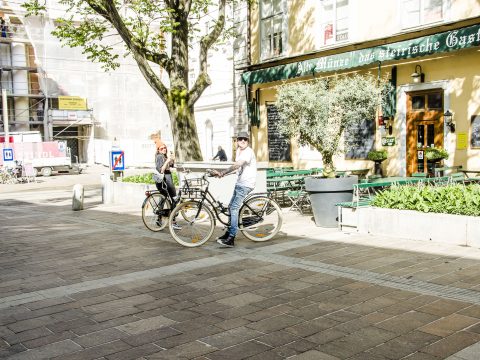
[111, 150, 125, 171]
[3, 148, 14, 162]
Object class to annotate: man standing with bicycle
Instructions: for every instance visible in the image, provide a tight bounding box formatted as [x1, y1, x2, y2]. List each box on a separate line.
[211, 131, 256, 247]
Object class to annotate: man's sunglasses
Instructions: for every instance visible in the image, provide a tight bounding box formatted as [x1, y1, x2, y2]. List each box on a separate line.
[237, 137, 248, 142]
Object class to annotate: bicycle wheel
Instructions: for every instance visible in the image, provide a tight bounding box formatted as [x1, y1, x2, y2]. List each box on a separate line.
[239, 196, 283, 241]
[142, 193, 171, 232]
[169, 201, 215, 247]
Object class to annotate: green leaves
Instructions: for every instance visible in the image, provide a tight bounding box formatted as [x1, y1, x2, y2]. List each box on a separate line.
[425, 147, 449, 161]
[367, 150, 387, 161]
[371, 184, 480, 216]
[275, 74, 389, 177]
[123, 172, 179, 186]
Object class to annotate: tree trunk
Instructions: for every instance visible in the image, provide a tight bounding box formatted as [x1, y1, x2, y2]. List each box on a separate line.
[322, 153, 336, 178]
[169, 103, 203, 162]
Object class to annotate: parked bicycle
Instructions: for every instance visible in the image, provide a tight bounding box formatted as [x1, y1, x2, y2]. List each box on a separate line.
[167, 171, 283, 247]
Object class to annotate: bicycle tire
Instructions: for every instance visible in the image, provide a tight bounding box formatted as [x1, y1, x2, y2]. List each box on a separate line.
[239, 196, 283, 241]
[169, 201, 215, 247]
[142, 193, 171, 232]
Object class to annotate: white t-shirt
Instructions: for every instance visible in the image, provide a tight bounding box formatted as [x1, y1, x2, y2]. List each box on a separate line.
[236, 146, 256, 189]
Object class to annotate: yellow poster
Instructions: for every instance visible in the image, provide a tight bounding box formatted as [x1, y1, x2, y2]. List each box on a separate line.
[457, 132, 468, 150]
[58, 96, 87, 110]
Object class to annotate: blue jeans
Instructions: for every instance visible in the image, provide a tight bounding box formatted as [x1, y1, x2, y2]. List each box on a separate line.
[228, 184, 253, 237]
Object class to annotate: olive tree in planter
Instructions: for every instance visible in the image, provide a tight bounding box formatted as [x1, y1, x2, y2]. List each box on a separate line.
[275, 74, 388, 227]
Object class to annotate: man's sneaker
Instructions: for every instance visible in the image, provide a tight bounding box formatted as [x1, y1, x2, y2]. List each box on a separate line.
[172, 222, 182, 230]
[217, 235, 235, 248]
[217, 231, 229, 241]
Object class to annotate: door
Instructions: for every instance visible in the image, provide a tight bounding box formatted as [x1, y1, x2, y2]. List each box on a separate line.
[406, 90, 444, 176]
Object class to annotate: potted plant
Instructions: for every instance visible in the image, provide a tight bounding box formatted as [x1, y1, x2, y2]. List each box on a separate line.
[367, 150, 388, 177]
[425, 147, 449, 176]
[425, 147, 449, 162]
[275, 74, 389, 227]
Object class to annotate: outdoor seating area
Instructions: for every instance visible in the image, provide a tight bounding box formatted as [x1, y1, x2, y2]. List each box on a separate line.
[267, 165, 480, 221]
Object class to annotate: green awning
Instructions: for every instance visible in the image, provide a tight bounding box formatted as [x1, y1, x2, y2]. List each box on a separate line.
[242, 23, 480, 85]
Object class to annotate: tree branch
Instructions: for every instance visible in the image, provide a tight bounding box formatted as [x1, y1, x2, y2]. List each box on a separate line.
[84, 1, 168, 66]
[188, 0, 226, 106]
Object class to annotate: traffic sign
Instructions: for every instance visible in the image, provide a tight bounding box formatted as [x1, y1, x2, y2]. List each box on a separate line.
[111, 150, 125, 171]
[3, 148, 14, 161]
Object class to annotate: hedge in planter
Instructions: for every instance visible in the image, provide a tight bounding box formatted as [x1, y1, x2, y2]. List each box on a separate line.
[371, 184, 480, 216]
[123, 172, 179, 186]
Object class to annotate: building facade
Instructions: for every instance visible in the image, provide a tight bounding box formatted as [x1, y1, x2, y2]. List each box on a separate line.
[0, 1, 235, 167]
[239, 0, 480, 176]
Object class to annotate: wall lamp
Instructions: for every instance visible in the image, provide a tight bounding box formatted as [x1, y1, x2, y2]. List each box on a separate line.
[411, 65, 425, 83]
[444, 109, 455, 133]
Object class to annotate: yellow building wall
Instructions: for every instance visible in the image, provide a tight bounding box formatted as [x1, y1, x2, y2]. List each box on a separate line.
[252, 48, 480, 174]
[249, 0, 480, 65]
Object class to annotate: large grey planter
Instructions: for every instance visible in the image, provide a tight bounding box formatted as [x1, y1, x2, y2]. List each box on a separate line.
[305, 175, 358, 227]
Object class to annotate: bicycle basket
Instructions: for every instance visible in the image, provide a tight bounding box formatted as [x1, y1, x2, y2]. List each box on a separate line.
[180, 177, 208, 199]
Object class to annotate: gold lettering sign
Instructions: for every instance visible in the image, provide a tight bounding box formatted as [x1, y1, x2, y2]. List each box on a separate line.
[58, 96, 87, 110]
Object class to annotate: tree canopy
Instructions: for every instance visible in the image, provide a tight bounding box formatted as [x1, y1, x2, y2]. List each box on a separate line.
[23, 0, 241, 162]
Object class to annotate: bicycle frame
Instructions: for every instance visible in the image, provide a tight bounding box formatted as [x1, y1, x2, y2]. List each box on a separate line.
[180, 176, 271, 228]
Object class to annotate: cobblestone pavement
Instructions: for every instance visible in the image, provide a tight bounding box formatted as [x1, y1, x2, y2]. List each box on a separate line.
[1, 182, 480, 359]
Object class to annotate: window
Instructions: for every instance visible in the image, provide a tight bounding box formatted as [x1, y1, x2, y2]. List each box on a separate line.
[320, 0, 349, 46]
[401, 0, 443, 29]
[260, 0, 284, 59]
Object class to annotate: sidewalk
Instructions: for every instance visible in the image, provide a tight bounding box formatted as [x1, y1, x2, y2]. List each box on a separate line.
[1, 186, 480, 359]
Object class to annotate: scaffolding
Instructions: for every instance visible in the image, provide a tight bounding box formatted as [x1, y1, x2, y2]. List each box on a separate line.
[0, 6, 94, 162]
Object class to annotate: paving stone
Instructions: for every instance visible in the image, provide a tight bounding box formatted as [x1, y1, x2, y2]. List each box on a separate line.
[200, 326, 264, 349]
[46, 317, 97, 333]
[7, 339, 82, 360]
[73, 315, 141, 336]
[3, 326, 52, 345]
[83, 294, 157, 314]
[51, 339, 132, 360]
[421, 331, 480, 358]
[21, 330, 77, 349]
[217, 292, 266, 308]
[7, 315, 56, 333]
[122, 327, 181, 347]
[73, 328, 127, 348]
[92, 306, 143, 322]
[285, 317, 339, 338]
[366, 330, 441, 359]
[246, 314, 302, 333]
[375, 311, 440, 334]
[154, 325, 223, 349]
[289, 350, 341, 359]
[104, 343, 161, 359]
[319, 326, 397, 358]
[146, 341, 216, 359]
[206, 339, 272, 360]
[273, 338, 317, 358]
[116, 315, 177, 335]
[170, 314, 223, 332]
[419, 314, 479, 337]
[417, 299, 471, 317]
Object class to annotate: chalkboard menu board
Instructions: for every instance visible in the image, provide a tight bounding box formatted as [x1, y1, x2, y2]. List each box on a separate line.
[344, 118, 375, 159]
[266, 103, 291, 161]
[471, 115, 480, 148]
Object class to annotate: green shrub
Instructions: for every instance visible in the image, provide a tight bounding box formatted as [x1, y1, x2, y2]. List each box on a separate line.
[122, 171, 179, 186]
[367, 150, 387, 161]
[371, 184, 480, 216]
[425, 147, 448, 161]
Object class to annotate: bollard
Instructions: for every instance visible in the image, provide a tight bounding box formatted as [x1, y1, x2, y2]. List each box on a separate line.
[72, 184, 84, 211]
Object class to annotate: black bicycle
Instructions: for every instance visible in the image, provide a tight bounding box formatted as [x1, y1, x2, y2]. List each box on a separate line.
[141, 178, 177, 232]
[167, 171, 283, 247]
